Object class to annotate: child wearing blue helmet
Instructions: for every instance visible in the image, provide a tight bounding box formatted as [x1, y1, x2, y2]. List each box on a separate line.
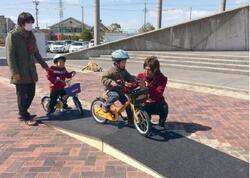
[101, 49, 136, 127]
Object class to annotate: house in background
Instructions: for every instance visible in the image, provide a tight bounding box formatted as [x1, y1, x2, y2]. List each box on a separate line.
[49, 17, 89, 39]
[49, 17, 108, 40]
[99, 20, 109, 40]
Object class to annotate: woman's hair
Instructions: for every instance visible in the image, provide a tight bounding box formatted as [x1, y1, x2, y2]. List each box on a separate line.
[143, 56, 160, 72]
[17, 12, 34, 26]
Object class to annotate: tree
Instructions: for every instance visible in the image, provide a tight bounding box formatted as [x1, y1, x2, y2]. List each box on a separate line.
[71, 34, 79, 41]
[107, 23, 122, 33]
[138, 23, 155, 33]
[80, 29, 93, 41]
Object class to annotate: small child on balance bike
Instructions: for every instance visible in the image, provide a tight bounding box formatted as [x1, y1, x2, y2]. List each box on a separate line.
[46, 54, 76, 115]
[101, 49, 144, 127]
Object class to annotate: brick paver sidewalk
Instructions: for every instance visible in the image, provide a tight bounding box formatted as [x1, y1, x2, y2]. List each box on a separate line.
[0, 63, 248, 177]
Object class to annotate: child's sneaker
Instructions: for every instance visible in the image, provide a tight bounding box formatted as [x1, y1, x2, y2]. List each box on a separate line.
[25, 119, 38, 126]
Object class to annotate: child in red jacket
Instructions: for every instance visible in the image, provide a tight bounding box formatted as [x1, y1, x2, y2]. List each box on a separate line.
[47, 54, 76, 115]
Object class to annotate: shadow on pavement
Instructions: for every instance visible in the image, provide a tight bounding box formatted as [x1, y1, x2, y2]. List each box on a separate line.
[38, 110, 211, 143]
[37, 109, 91, 121]
[148, 122, 211, 142]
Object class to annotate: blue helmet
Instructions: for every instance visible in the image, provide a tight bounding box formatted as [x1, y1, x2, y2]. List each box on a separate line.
[111, 49, 129, 62]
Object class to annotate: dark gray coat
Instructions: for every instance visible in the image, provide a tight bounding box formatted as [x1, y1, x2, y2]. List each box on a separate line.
[5, 27, 48, 84]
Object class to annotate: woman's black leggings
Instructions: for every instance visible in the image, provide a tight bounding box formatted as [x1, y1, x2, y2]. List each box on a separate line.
[144, 101, 168, 122]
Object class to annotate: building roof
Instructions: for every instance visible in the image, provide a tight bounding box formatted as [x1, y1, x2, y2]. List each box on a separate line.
[6, 17, 15, 24]
[99, 22, 108, 32]
[49, 17, 89, 29]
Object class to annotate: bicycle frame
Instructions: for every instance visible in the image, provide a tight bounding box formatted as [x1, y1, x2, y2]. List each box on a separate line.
[100, 94, 140, 123]
[55, 100, 64, 111]
[92, 87, 151, 136]
[54, 80, 78, 110]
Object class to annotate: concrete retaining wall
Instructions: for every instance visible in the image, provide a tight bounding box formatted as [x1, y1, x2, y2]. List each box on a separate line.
[65, 6, 249, 59]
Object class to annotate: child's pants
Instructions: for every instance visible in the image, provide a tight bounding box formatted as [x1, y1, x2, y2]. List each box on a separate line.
[48, 89, 68, 113]
[105, 91, 133, 123]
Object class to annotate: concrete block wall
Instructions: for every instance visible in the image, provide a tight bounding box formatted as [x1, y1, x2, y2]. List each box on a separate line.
[65, 6, 249, 59]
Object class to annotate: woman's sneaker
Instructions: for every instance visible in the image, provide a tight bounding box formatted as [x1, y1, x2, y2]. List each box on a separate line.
[18, 114, 36, 121]
[25, 118, 38, 126]
[24, 115, 38, 126]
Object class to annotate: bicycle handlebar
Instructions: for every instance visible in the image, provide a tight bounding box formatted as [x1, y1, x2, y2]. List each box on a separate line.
[56, 72, 76, 85]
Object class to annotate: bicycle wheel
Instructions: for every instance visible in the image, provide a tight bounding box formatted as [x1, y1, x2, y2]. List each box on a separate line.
[90, 98, 107, 124]
[72, 96, 84, 115]
[133, 109, 151, 136]
[41, 96, 50, 112]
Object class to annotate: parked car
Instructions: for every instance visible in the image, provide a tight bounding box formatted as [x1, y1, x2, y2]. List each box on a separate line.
[88, 39, 94, 48]
[64, 40, 74, 45]
[69, 41, 89, 53]
[46, 41, 54, 52]
[82, 41, 89, 47]
[88, 39, 104, 48]
[50, 41, 70, 53]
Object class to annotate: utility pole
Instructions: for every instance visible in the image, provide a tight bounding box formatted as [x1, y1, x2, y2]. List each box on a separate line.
[144, 0, 147, 25]
[32, 0, 39, 29]
[219, 0, 226, 12]
[81, 6, 84, 32]
[156, 0, 162, 29]
[59, 0, 63, 34]
[59, 0, 63, 21]
[94, 0, 100, 46]
[189, 7, 192, 21]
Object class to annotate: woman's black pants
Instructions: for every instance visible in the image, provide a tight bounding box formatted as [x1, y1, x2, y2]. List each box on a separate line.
[15, 83, 36, 119]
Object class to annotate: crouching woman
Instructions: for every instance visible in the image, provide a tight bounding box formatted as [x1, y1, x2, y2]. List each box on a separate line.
[137, 56, 168, 127]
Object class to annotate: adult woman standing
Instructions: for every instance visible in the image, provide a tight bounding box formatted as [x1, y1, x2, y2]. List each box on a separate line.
[6, 12, 49, 126]
[137, 56, 168, 128]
